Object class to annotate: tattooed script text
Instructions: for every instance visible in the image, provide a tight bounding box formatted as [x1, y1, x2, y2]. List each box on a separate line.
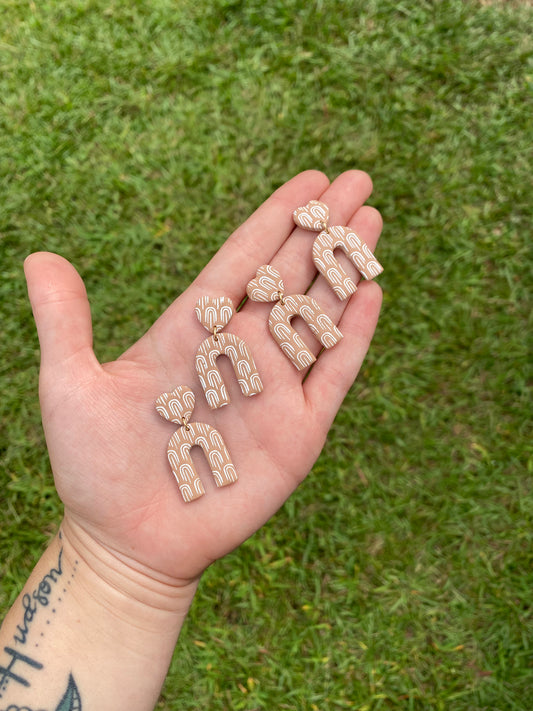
[14, 550, 63, 646]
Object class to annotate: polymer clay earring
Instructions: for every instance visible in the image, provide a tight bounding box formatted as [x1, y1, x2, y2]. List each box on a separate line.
[293, 200, 383, 300]
[155, 385, 238, 502]
[195, 296, 263, 409]
[246, 265, 342, 371]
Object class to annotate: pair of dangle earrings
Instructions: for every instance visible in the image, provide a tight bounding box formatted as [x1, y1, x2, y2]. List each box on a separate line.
[155, 295, 263, 502]
[244, 199, 383, 370]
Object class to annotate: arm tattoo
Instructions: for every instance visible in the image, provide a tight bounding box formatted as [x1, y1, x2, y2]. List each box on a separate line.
[13, 551, 63, 646]
[0, 541, 82, 709]
[55, 676, 81, 711]
[0, 673, 81, 711]
[0, 648, 43, 690]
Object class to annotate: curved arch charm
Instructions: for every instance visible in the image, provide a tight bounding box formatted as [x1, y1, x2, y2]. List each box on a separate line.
[269, 294, 343, 371]
[195, 296, 263, 409]
[155, 386, 238, 502]
[167, 422, 237, 502]
[312, 225, 383, 299]
[293, 200, 383, 300]
[196, 332, 263, 409]
[246, 265, 343, 371]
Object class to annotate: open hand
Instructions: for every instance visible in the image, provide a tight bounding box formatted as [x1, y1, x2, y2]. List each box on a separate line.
[24, 170, 383, 585]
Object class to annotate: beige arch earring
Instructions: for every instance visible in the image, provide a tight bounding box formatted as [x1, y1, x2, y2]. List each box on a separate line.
[195, 296, 263, 409]
[246, 265, 342, 371]
[293, 200, 383, 300]
[155, 385, 238, 502]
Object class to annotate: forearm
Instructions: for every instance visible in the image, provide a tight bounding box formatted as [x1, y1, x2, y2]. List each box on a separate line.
[0, 518, 198, 711]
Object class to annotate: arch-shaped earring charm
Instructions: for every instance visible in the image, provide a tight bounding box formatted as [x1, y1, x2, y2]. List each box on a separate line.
[293, 200, 383, 300]
[195, 296, 263, 409]
[246, 265, 343, 371]
[155, 386, 238, 502]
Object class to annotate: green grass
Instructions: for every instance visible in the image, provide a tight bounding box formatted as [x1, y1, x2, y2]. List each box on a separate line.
[1, 0, 532, 708]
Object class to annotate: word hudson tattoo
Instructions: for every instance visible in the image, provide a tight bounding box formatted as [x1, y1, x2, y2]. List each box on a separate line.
[1, 547, 78, 701]
[0, 671, 81, 711]
[14, 550, 64, 646]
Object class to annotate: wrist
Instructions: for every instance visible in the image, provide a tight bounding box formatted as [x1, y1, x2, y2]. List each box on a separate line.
[0, 519, 199, 709]
[60, 515, 199, 639]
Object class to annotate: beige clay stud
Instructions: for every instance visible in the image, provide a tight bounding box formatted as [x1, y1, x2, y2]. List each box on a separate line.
[246, 265, 342, 371]
[195, 296, 263, 409]
[293, 200, 383, 300]
[155, 385, 238, 502]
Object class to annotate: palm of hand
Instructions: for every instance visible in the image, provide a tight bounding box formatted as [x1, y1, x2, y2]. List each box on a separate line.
[25, 171, 383, 583]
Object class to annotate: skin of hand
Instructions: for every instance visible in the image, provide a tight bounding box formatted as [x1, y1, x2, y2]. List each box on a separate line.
[23, 169, 383, 600]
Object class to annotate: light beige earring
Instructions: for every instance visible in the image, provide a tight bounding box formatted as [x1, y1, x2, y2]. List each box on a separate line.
[293, 200, 383, 300]
[155, 385, 238, 502]
[195, 296, 263, 409]
[246, 265, 342, 371]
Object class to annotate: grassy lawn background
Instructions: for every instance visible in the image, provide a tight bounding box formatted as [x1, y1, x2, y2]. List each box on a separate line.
[1, 0, 531, 709]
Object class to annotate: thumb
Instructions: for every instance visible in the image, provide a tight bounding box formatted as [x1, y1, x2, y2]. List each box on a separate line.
[24, 252, 99, 376]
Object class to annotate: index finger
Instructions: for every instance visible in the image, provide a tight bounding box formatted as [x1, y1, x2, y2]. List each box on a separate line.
[190, 169, 329, 302]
